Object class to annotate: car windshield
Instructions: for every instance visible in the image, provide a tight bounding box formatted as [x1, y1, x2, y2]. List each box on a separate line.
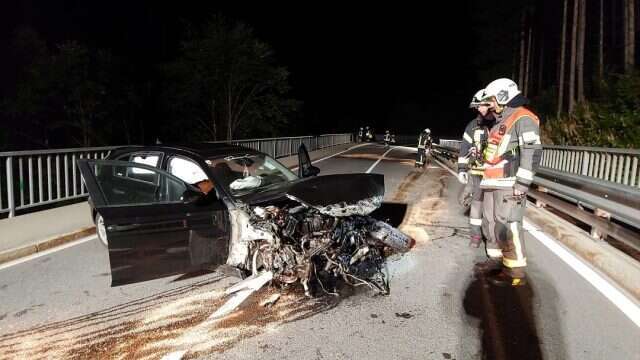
[208, 153, 298, 196]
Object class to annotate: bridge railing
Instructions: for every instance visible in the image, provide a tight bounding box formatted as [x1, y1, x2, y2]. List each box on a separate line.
[540, 145, 640, 188]
[0, 133, 354, 218]
[0, 147, 115, 219]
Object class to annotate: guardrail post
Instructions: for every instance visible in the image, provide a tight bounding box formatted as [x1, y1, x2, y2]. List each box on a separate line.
[6, 157, 15, 218]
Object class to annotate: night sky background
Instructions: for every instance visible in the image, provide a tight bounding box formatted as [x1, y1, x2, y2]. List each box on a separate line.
[1, 1, 484, 146]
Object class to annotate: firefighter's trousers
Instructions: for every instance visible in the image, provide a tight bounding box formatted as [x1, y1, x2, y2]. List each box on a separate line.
[416, 148, 426, 165]
[468, 174, 483, 239]
[483, 188, 527, 277]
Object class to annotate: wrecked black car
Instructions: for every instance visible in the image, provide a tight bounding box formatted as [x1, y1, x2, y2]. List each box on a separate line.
[79, 143, 413, 296]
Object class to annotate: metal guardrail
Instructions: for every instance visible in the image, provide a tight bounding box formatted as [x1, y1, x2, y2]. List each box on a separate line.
[434, 139, 640, 247]
[0, 134, 354, 218]
[437, 139, 640, 192]
[438, 139, 462, 152]
[540, 145, 640, 188]
[0, 147, 116, 218]
[212, 133, 353, 159]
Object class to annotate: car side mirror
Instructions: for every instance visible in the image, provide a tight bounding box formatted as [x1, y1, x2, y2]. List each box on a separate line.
[302, 165, 320, 177]
[298, 143, 320, 178]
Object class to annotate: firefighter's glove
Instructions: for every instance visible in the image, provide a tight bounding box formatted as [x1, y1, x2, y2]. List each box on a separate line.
[468, 146, 478, 158]
[514, 184, 528, 196]
[458, 172, 469, 185]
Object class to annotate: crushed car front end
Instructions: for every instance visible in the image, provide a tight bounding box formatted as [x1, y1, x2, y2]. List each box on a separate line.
[223, 173, 414, 297]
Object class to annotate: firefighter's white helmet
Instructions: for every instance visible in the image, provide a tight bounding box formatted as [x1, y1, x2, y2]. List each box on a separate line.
[424, 128, 431, 134]
[469, 89, 486, 108]
[482, 78, 520, 105]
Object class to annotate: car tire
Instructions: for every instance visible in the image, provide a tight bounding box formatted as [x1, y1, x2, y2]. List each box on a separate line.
[96, 212, 108, 247]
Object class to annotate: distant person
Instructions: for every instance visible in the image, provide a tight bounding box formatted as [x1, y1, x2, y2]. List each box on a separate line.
[479, 78, 542, 287]
[365, 126, 374, 142]
[384, 130, 391, 148]
[358, 127, 364, 142]
[415, 128, 431, 168]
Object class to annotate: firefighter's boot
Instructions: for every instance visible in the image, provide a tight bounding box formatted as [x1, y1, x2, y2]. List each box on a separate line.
[488, 270, 527, 287]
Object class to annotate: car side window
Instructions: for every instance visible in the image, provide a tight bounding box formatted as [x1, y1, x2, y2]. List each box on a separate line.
[168, 156, 209, 185]
[115, 152, 163, 184]
[94, 163, 186, 205]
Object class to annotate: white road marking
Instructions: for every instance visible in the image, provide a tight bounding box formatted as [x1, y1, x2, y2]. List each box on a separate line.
[395, 145, 418, 152]
[0, 235, 97, 271]
[524, 220, 640, 328]
[290, 143, 371, 171]
[365, 146, 398, 174]
[433, 159, 640, 328]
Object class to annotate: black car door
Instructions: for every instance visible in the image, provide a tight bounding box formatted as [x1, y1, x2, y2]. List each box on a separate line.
[78, 159, 230, 286]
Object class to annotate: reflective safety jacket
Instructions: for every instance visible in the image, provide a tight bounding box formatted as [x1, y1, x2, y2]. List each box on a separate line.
[418, 132, 432, 149]
[458, 116, 493, 176]
[480, 106, 542, 191]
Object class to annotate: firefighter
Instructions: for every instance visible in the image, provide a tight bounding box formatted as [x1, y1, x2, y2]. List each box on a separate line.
[365, 126, 373, 142]
[384, 130, 391, 147]
[416, 128, 432, 167]
[479, 78, 542, 287]
[358, 127, 364, 142]
[458, 90, 497, 255]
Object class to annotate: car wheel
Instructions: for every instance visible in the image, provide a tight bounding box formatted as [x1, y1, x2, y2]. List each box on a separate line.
[96, 212, 108, 247]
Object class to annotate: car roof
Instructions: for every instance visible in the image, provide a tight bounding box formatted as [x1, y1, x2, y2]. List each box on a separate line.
[109, 143, 263, 159]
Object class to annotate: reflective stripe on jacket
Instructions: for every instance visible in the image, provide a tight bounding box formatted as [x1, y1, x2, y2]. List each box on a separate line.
[480, 107, 541, 189]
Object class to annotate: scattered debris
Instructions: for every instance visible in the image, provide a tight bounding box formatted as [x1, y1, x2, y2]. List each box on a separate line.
[210, 289, 255, 320]
[259, 293, 281, 307]
[394, 312, 413, 319]
[225, 272, 274, 295]
[212, 272, 275, 320]
[370, 314, 378, 318]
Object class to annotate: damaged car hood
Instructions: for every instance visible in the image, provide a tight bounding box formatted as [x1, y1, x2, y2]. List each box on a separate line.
[240, 174, 385, 216]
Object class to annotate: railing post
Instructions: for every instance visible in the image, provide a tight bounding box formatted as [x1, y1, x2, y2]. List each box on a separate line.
[7, 157, 15, 218]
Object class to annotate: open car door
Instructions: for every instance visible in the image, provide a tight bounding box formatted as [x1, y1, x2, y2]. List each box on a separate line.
[78, 159, 230, 286]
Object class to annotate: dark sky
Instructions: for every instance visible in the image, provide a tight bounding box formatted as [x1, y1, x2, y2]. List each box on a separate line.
[3, 1, 480, 138]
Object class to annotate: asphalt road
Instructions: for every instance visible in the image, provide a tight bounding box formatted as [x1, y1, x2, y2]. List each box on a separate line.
[0, 143, 638, 359]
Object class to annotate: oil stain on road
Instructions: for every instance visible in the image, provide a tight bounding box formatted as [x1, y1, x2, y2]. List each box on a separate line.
[463, 268, 544, 360]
